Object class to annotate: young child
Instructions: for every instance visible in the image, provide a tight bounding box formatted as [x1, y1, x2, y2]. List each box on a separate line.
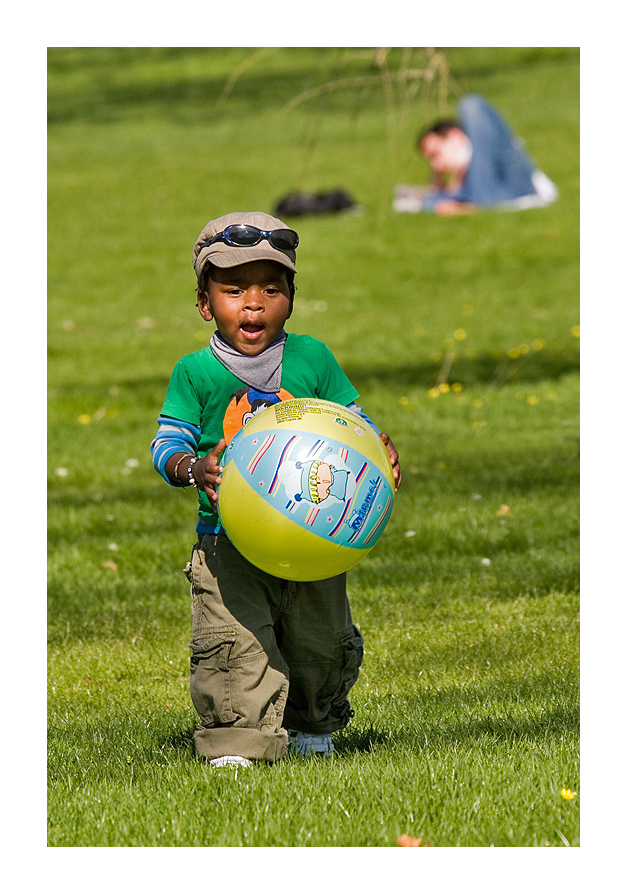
[151, 211, 401, 767]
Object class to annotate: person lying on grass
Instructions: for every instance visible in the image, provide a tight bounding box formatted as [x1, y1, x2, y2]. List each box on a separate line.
[151, 211, 401, 767]
[393, 93, 558, 216]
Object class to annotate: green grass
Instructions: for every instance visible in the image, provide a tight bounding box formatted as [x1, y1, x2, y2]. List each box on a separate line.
[48, 47, 579, 847]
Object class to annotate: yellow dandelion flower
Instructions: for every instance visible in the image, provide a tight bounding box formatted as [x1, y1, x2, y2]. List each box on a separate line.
[78, 414, 91, 425]
[428, 388, 440, 399]
[454, 329, 467, 341]
[399, 396, 413, 408]
[517, 344, 530, 355]
[472, 399, 484, 408]
[452, 383, 463, 393]
[560, 788, 577, 800]
[507, 348, 520, 359]
[526, 395, 539, 406]
[439, 383, 451, 394]
[443, 338, 454, 350]
[532, 338, 545, 351]
[571, 325, 580, 338]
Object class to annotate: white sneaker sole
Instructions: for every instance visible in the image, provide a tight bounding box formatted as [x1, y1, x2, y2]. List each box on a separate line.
[209, 755, 252, 768]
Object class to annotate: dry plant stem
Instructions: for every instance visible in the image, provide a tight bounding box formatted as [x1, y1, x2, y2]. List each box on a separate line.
[435, 351, 457, 387]
[219, 48, 279, 103]
[281, 67, 446, 115]
[489, 355, 529, 388]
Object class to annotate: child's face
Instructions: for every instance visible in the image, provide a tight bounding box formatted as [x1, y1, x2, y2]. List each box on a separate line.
[198, 260, 293, 355]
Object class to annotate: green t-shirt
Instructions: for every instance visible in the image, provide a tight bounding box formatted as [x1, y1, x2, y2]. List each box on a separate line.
[160, 333, 359, 528]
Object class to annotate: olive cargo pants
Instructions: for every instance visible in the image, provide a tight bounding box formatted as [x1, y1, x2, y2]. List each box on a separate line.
[185, 534, 364, 762]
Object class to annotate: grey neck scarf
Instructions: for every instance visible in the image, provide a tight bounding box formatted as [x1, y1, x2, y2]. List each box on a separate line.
[210, 330, 286, 393]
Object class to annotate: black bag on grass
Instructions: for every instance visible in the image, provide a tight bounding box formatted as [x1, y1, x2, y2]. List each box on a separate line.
[274, 189, 360, 217]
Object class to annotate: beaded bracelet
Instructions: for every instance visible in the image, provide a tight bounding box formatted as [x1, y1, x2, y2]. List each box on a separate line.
[186, 456, 199, 488]
[173, 453, 192, 481]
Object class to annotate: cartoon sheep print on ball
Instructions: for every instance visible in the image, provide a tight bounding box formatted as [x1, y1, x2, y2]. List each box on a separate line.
[218, 398, 395, 580]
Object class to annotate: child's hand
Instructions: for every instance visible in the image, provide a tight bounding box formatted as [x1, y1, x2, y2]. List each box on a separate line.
[379, 432, 402, 492]
[193, 439, 226, 511]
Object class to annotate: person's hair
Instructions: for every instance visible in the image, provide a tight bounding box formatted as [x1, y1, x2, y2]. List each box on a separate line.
[416, 118, 462, 149]
[196, 261, 296, 299]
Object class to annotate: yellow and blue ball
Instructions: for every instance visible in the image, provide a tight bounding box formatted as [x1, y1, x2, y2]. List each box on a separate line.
[218, 398, 395, 581]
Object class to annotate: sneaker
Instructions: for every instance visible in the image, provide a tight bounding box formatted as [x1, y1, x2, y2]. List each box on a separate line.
[209, 755, 252, 768]
[288, 730, 334, 757]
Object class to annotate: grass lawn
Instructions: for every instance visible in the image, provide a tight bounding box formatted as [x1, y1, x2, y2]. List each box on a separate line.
[48, 47, 579, 847]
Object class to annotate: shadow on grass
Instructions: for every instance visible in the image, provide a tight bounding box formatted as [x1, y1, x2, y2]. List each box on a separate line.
[345, 348, 579, 392]
[426, 704, 579, 747]
[157, 721, 391, 760]
[335, 703, 578, 755]
[51, 348, 579, 404]
[47, 49, 363, 126]
[160, 725, 198, 760]
[158, 701, 580, 761]
[48, 47, 580, 128]
[334, 724, 390, 754]
[49, 678, 577, 766]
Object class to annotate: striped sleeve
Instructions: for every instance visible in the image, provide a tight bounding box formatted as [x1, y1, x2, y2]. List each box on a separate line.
[347, 402, 380, 435]
[151, 415, 201, 486]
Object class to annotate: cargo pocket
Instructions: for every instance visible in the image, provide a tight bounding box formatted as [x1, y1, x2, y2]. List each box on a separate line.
[230, 648, 290, 733]
[184, 537, 205, 587]
[189, 628, 239, 726]
[186, 539, 225, 643]
[330, 624, 364, 729]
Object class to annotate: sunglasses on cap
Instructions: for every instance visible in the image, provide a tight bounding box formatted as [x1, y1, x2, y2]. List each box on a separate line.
[199, 224, 299, 254]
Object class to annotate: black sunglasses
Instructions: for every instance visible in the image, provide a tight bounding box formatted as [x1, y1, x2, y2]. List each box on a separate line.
[199, 224, 299, 254]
